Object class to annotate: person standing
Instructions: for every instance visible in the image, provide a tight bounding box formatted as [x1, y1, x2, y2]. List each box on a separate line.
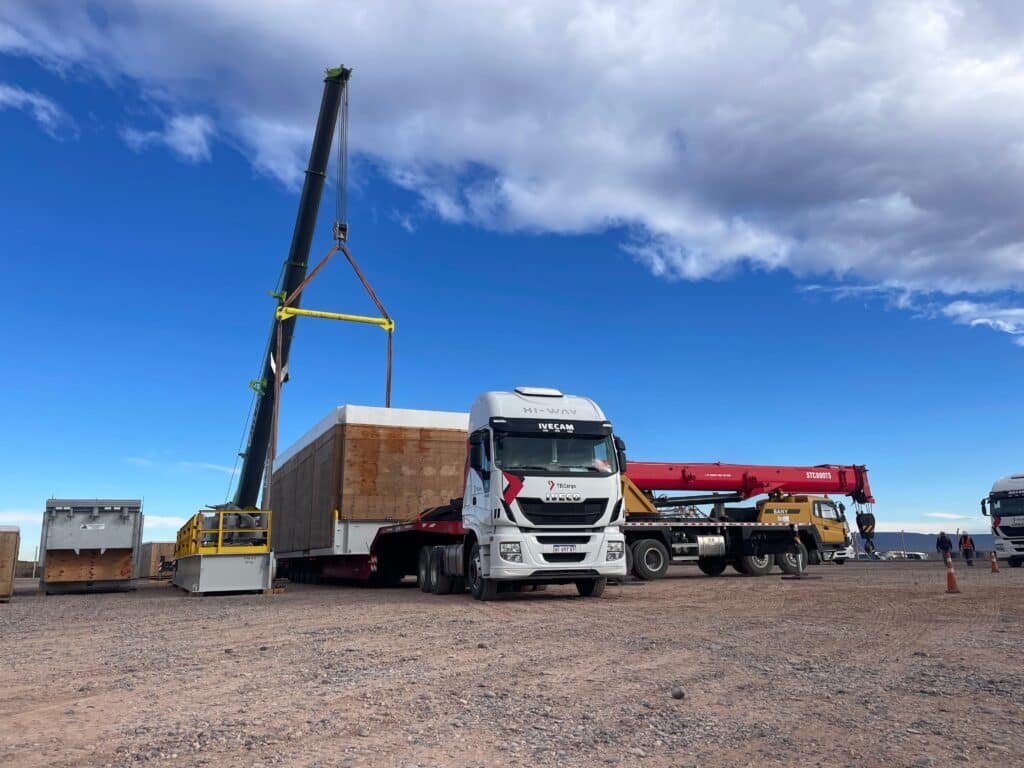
[958, 532, 976, 566]
[936, 531, 953, 561]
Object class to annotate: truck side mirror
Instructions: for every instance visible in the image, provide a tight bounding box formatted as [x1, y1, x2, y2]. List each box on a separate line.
[980, 499, 988, 516]
[614, 436, 627, 473]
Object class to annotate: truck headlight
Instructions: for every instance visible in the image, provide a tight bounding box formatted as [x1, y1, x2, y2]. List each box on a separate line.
[606, 541, 624, 561]
[499, 542, 523, 563]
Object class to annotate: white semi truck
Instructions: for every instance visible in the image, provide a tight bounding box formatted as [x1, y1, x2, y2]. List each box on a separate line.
[275, 387, 629, 599]
[981, 473, 1024, 567]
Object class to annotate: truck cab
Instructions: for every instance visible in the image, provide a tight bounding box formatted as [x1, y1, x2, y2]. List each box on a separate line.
[982, 474, 1024, 567]
[462, 387, 627, 598]
[757, 495, 853, 566]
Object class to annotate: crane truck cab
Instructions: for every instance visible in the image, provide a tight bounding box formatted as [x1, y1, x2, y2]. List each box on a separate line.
[756, 495, 853, 568]
[981, 473, 1024, 567]
[461, 387, 628, 598]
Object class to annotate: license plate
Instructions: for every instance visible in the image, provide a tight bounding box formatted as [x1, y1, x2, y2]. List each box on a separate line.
[552, 544, 577, 553]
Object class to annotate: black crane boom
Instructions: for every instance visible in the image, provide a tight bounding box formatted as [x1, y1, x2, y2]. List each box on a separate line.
[233, 66, 351, 509]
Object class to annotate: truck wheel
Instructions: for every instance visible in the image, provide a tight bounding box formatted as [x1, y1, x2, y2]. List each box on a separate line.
[741, 554, 774, 576]
[469, 543, 497, 601]
[418, 547, 433, 593]
[834, 558, 846, 565]
[698, 557, 727, 576]
[776, 542, 809, 575]
[1010, 558, 1022, 568]
[732, 559, 748, 575]
[808, 548, 822, 566]
[576, 578, 607, 597]
[631, 539, 670, 580]
[429, 547, 453, 595]
[625, 545, 634, 578]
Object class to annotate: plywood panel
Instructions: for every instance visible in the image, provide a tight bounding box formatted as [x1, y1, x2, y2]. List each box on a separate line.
[138, 542, 175, 577]
[0, 530, 19, 599]
[43, 549, 133, 583]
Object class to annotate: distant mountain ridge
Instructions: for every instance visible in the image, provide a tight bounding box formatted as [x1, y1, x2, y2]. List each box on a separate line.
[855, 531, 994, 553]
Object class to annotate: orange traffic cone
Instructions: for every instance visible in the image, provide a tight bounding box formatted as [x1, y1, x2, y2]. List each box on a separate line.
[945, 554, 960, 594]
[991, 551, 1001, 574]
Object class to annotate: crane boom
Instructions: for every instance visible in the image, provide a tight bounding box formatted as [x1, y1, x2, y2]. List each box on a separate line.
[625, 461, 875, 504]
[233, 66, 352, 509]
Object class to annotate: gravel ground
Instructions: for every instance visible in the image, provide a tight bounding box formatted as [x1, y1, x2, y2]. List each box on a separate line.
[1, 561, 1021, 768]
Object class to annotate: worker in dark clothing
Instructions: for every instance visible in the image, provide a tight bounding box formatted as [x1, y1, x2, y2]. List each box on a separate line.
[856, 509, 876, 554]
[936, 532, 953, 561]
[958, 532, 976, 566]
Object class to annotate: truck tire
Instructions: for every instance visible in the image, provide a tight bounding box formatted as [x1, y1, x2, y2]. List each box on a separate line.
[429, 547, 453, 595]
[632, 539, 670, 580]
[418, 547, 433, 593]
[740, 553, 774, 576]
[624, 545, 634, 579]
[834, 557, 846, 565]
[1010, 558, 1022, 568]
[469, 543, 498, 601]
[732, 559, 748, 575]
[698, 557, 727, 576]
[776, 542, 809, 575]
[808, 548, 822, 566]
[576, 577, 607, 597]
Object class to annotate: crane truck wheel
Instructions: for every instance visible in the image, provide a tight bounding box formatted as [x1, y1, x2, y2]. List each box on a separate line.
[631, 539, 670, 580]
[776, 542, 809, 575]
[468, 543, 498, 601]
[429, 547, 453, 595]
[418, 547, 433, 593]
[697, 557, 727, 576]
[575, 577, 607, 597]
[741, 553, 774, 576]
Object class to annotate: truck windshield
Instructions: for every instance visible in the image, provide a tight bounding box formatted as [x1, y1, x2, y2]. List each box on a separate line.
[494, 434, 617, 475]
[990, 496, 1024, 515]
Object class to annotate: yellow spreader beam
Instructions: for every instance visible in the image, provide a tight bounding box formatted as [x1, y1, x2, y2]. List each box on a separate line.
[275, 305, 395, 333]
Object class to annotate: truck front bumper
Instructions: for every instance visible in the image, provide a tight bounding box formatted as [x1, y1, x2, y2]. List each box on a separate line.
[486, 528, 627, 580]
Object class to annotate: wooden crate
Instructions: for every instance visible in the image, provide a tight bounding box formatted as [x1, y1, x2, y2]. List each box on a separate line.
[0, 528, 19, 601]
[271, 406, 468, 553]
[139, 542, 176, 578]
[42, 549, 134, 583]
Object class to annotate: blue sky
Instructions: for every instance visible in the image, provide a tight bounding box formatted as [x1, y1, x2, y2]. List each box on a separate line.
[4, 3, 1024, 557]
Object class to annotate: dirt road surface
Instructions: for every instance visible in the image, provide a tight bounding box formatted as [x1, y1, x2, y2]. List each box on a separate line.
[1, 561, 1021, 768]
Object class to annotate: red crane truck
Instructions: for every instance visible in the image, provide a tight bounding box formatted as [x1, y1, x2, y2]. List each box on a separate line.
[620, 461, 874, 579]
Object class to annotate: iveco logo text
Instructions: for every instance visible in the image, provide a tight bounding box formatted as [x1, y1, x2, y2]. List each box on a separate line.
[805, 471, 832, 480]
[538, 422, 575, 433]
[545, 492, 583, 502]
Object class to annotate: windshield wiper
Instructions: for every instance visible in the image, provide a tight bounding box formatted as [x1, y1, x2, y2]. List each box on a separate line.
[502, 465, 554, 472]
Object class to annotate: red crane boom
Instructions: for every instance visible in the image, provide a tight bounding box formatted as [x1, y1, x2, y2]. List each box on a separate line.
[626, 462, 875, 504]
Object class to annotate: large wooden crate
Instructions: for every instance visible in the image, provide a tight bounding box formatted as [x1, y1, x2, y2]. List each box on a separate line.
[0, 526, 19, 601]
[139, 542, 176, 578]
[271, 406, 468, 554]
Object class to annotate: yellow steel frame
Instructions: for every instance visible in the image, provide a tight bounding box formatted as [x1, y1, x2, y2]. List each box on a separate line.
[175, 509, 272, 559]
[275, 305, 394, 332]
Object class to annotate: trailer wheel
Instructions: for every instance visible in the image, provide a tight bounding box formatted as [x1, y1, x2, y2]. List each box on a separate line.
[418, 547, 433, 593]
[631, 539, 670, 580]
[469, 543, 497, 601]
[697, 557, 727, 576]
[776, 542, 809, 575]
[429, 547, 453, 595]
[576, 577, 607, 597]
[741, 553, 774, 576]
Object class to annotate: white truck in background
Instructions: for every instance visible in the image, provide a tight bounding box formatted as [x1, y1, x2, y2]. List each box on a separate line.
[981, 473, 1024, 567]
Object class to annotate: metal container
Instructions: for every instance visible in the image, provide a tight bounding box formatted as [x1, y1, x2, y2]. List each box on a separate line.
[40, 499, 143, 594]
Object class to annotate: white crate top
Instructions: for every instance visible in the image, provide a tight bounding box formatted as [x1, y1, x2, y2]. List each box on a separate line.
[274, 405, 469, 470]
[0, 525, 20, 533]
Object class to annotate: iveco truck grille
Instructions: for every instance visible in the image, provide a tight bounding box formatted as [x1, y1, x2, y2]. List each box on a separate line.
[517, 498, 607, 525]
[543, 552, 587, 563]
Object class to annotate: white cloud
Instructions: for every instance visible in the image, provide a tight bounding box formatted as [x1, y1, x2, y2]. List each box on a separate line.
[879, 519, 987, 534]
[942, 300, 1024, 343]
[0, 81, 75, 138]
[125, 456, 236, 476]
[3, 1, 1024, 294]
[122, 114, 214, 162]
[174, 461, 235, 475]
[0, 510, 39, 525]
